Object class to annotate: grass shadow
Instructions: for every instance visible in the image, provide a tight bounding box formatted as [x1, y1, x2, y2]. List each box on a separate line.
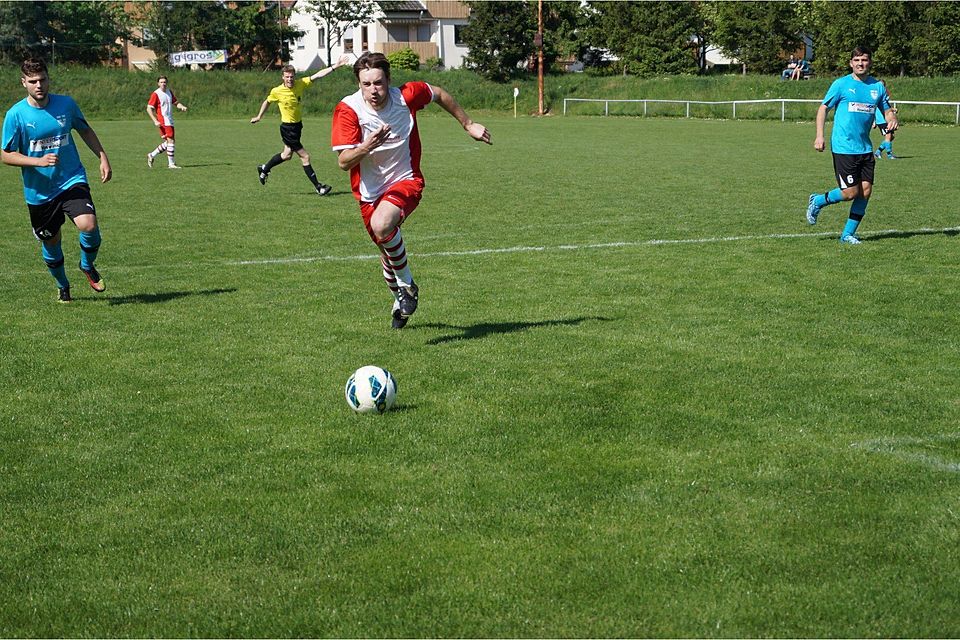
[863, 228, 960, 242]
[100, 288, 237, 306]
[417, 316, 612, 345]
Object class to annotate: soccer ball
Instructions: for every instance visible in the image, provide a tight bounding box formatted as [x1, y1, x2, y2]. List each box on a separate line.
[345, 365, 398, 414]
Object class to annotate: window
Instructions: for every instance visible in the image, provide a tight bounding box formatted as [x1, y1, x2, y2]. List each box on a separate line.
[342, 26, 353, 52]
[417, 24, 431, 42]
[318, 28, 325, 49]
[454, 24, 467, 46]
[361, 25, 368, 51]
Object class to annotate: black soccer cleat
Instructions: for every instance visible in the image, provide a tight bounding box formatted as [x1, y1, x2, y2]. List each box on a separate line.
[316, 183, 332, 196]
[391, 308, 408, 329]
[57, 286, 72, 303]
[79, 263, 106, 292]
[397, 283, 418, 318]
[257, 164, 268, 185]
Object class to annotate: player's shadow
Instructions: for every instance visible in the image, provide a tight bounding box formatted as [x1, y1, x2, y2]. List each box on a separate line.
[862, 228, 960, 243]
[102, 288, 237, 306]
[176, 162, 234, 168]
[418, 316, 611, 345]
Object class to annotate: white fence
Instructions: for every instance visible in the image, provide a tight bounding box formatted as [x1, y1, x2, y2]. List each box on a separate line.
[562, 98, 960, 124]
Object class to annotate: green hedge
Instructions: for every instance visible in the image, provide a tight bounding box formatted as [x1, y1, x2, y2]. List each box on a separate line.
[1, 65, 958, 122]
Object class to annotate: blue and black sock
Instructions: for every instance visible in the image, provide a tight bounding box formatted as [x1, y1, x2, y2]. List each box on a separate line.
[40, 241, 69, 289]
[78, 228, 101, 271]
[843, 197, 868, 238]
[813, 187, 845, 209]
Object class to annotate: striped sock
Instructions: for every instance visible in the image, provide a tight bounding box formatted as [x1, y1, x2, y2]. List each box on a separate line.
[149, 143, 166, 159]
[379, 228, 413, 293]
[166, 142, 176, 165]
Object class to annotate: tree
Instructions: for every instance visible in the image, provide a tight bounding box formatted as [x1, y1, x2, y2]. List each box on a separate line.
[0, 1, 131, 65]
[583, 1, 700, 76]
[461, 1, 534, 81]
[300, 0, 375, 67]
[708, 1, 803, 74]
[139, 0, 304, 70]
[461, 1, 584, 81]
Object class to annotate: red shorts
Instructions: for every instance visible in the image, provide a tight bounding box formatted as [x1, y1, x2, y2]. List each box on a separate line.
[359, 179, 424, 242]
[158, 125, 175, 139]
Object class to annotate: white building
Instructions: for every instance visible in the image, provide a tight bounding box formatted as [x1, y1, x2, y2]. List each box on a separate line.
[289, 0, 471, 72]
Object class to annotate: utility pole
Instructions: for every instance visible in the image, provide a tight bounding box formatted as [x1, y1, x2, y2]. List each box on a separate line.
[536, 0, 544, 116]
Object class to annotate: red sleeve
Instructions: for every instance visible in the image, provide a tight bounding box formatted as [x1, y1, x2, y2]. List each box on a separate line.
[400, 82, 434, 112]
[147, 92, 159, 108]
[171, 92, 179, 105]
[331, 102, 361, 149]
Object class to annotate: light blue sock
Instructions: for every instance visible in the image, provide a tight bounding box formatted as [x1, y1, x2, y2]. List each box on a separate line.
[880, 141, 892, 153]
[78, 228, 101, 270]
[815, 187, 845, 209]
[40, 242, 70, 288]
[843, 197, 868, 237]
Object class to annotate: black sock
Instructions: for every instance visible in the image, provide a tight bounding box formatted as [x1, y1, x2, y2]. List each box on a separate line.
[302, 163, 321, 187]
[264, 153, 284, 172]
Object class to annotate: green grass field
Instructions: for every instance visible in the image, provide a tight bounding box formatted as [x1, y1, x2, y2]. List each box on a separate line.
[1, 111, 959, 637]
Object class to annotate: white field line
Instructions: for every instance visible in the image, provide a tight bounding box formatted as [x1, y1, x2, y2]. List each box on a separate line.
[228, 225, 960, 266]
[852, 434, 960, 473]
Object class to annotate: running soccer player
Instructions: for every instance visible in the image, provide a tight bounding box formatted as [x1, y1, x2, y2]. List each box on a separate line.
[873, 81, 898, 160]
[805, 45, 898, 244]
[1, 58, 111, 303]
[251, 56, 351, 196]
[146, 75, 188, 169]
[331, 52, 491, 329]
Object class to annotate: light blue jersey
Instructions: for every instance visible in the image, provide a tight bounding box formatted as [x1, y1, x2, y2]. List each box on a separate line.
[822, 74, 891, 154]
[2, 94, 90, 205]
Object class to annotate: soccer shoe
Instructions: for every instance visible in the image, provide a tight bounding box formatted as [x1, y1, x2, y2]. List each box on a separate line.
[79, 263, 106, 292]
[391, 308, 409, 329]
[168, 164, 182, 169]
[806, 193, 822, 225]
[316, 183, 332, 196]
[397, 283, 419, 318]
[147, 153, 154, 168]
[887, 153, 898, 160]
[257, 164, 268, 185]
[57, 286, 72, 303]
[839, 234, 862, 245]
[874, 148, 882, 158]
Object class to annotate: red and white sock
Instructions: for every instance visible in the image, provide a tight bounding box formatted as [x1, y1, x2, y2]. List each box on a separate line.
[379, 229, 413, 297]
[148, 143, 166, 159]
[166, 142, 176, 166]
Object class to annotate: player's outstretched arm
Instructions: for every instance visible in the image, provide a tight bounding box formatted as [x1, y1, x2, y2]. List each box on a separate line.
[430, 85, 491, 145]
[250, 99, 270, 124]
[309, 54, 351, 82]
[77, 127, 112, 183]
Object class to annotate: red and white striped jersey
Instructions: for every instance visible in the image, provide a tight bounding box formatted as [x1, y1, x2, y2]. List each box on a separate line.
[331, 81, 434, 202]
[148, 88, 179, 126]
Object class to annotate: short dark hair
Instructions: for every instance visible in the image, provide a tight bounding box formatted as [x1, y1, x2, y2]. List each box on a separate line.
[157, 75, 168, 82]
[21, 58, 47, 77]
[851, 45, 872, 59]
[281, 64, 296, 75]
[353, 52, 390, 81]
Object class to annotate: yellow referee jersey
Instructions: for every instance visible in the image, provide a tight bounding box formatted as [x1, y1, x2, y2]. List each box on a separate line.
[266, 76, 313, 123]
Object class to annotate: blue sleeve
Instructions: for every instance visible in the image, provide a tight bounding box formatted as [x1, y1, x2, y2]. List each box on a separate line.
[878, 86, 892, 112]
[822, 78, 842, 110]
[2, 110, 21, 152]
[69, 97, 90, 132]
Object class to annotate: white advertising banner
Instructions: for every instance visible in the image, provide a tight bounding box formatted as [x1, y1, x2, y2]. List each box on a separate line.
[169, 50, 228, 66]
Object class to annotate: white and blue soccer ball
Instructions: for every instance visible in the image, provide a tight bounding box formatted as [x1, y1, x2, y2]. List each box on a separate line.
[345, 365, 397, 414]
